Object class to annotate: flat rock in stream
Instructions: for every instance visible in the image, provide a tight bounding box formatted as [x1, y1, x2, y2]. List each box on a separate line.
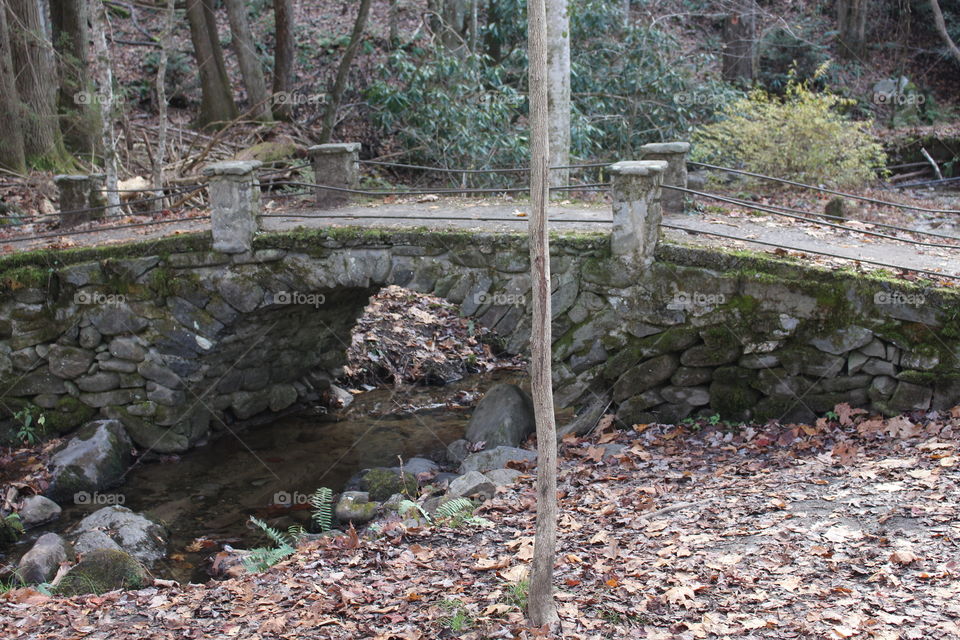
[46, 420, 132, 503]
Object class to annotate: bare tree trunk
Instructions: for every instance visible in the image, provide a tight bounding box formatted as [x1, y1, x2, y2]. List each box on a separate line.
[154, 0, 176, 198]
[6, 0, 66, 165]
[91, 0, 119, 208]
[388, 0, 399, 46]
[51, 0, 97, 153]
[721, 0, 756, 85]
[186, 0, 238, 128]
[0, 5, 26, 173]
[837, 0, 868, 59]
[224, 0, 271, 121]
[271, 0, 294, 119]
[546, 0, 569, 191]
[930, 0, 960, 66]
[319, 0, 372, 143]
[526, 0, 558, 628]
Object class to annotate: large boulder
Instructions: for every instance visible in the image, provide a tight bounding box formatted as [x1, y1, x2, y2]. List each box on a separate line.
[55, 549, 151, 596]
[459, 446, 537, 474]
[18, 533, 73, 584]
[72, 506, 167, 566]
[46, 420, 132, 503]
[464, 384, 535, 448]
[19, 495, 62, 529]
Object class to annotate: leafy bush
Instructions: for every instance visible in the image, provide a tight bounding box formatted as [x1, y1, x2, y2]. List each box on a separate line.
[692, 66, 886, 189]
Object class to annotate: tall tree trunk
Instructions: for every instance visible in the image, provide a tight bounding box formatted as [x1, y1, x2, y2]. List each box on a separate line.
[318, 0, 372, 143]
[546, 0, 569, 191]
[6, 0, 66, 166]
[186, 0, 238, 128]
[526, 0, 559, 628]
[51, 0, 97, 153]
[837, 0, 868, 59]
[0, 5, 26, 173]
[930, 0, 960, 66]
[154, 0, 176, 198]
[91, 0, 119, 208]
[721, 0, 756, 85]
[224, 0, 271, 121]
[271, 0, 294, 119]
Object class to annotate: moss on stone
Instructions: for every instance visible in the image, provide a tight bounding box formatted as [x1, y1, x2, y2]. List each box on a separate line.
[55, 549, 151, 596]
[360, 468, 418, 502]
[43, 396, 97, 435]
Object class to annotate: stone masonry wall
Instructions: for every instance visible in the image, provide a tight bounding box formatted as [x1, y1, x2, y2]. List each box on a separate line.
[0, 228, 957, 454]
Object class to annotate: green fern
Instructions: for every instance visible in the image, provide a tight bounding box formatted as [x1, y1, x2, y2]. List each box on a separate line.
[310, 487, 334, 532]
[244, 516, 298, 572]
[436, 498, 474, 519]
[398, 499, 431, 522]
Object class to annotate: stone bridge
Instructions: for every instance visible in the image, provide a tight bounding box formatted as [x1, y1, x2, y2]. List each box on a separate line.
[1, 152, 958, 453]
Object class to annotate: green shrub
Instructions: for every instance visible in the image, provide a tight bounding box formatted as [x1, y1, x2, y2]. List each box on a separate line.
[692, 65, 886, 189]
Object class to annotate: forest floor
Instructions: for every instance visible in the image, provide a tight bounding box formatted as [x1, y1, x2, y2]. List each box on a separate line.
[2, 406, 959, 639]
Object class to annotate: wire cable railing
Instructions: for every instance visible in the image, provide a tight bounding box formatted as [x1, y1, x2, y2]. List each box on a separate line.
[689, 161, 960, 215]
[661, 222, 958, 282]
[665, 185, 960, 248]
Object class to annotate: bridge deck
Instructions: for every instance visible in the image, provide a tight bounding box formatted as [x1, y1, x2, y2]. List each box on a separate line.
[6, 198, 959, 279]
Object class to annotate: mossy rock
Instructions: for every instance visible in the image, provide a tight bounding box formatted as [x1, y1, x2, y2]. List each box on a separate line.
[360, 468, 418, 502]
[0, 513, 24, 548]
[44, 396, 97, 435]
[708, 381, 759, 421]
[55, 549, 152, 596]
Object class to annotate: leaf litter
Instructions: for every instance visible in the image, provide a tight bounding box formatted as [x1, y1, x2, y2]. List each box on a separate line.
[3, 403, 960, 639]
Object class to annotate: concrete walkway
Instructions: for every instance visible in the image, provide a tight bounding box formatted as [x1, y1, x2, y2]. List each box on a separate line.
[6, 197, 960, 280]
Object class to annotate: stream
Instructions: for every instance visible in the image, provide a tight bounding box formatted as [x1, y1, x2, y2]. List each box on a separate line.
[11, 371, 525, 583]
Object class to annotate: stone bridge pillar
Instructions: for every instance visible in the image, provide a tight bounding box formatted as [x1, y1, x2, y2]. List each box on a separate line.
[608, 160, 667, 265]
[55, 174, 106, 228]
[308, 142, 361, 208]
[203, 160, 262, 254]
[639, 142, 690, 214]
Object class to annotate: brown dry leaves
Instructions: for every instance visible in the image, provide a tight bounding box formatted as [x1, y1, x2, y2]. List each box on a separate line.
[3, 403, 960, 639]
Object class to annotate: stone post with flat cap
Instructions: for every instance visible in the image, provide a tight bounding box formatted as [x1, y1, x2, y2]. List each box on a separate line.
[639, 141, 689, 214]
[308, 142, 361, 208]
[608, 160, 668, 265]
[55, 174, 106, 228]
[203, 160, 262, 254]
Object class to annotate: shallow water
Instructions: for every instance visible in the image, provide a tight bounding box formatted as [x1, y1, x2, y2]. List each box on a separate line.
[17, 371, 523, 583]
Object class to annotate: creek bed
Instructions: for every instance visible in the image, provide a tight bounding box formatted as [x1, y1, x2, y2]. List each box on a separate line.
[10, 371, 525, 584]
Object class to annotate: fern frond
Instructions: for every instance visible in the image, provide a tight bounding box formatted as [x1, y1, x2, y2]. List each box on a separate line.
[310, 487, 334, 532]
[398, 499, 431, 522]
[436, 498, 474, 520]
[249, 515, 295, 548]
